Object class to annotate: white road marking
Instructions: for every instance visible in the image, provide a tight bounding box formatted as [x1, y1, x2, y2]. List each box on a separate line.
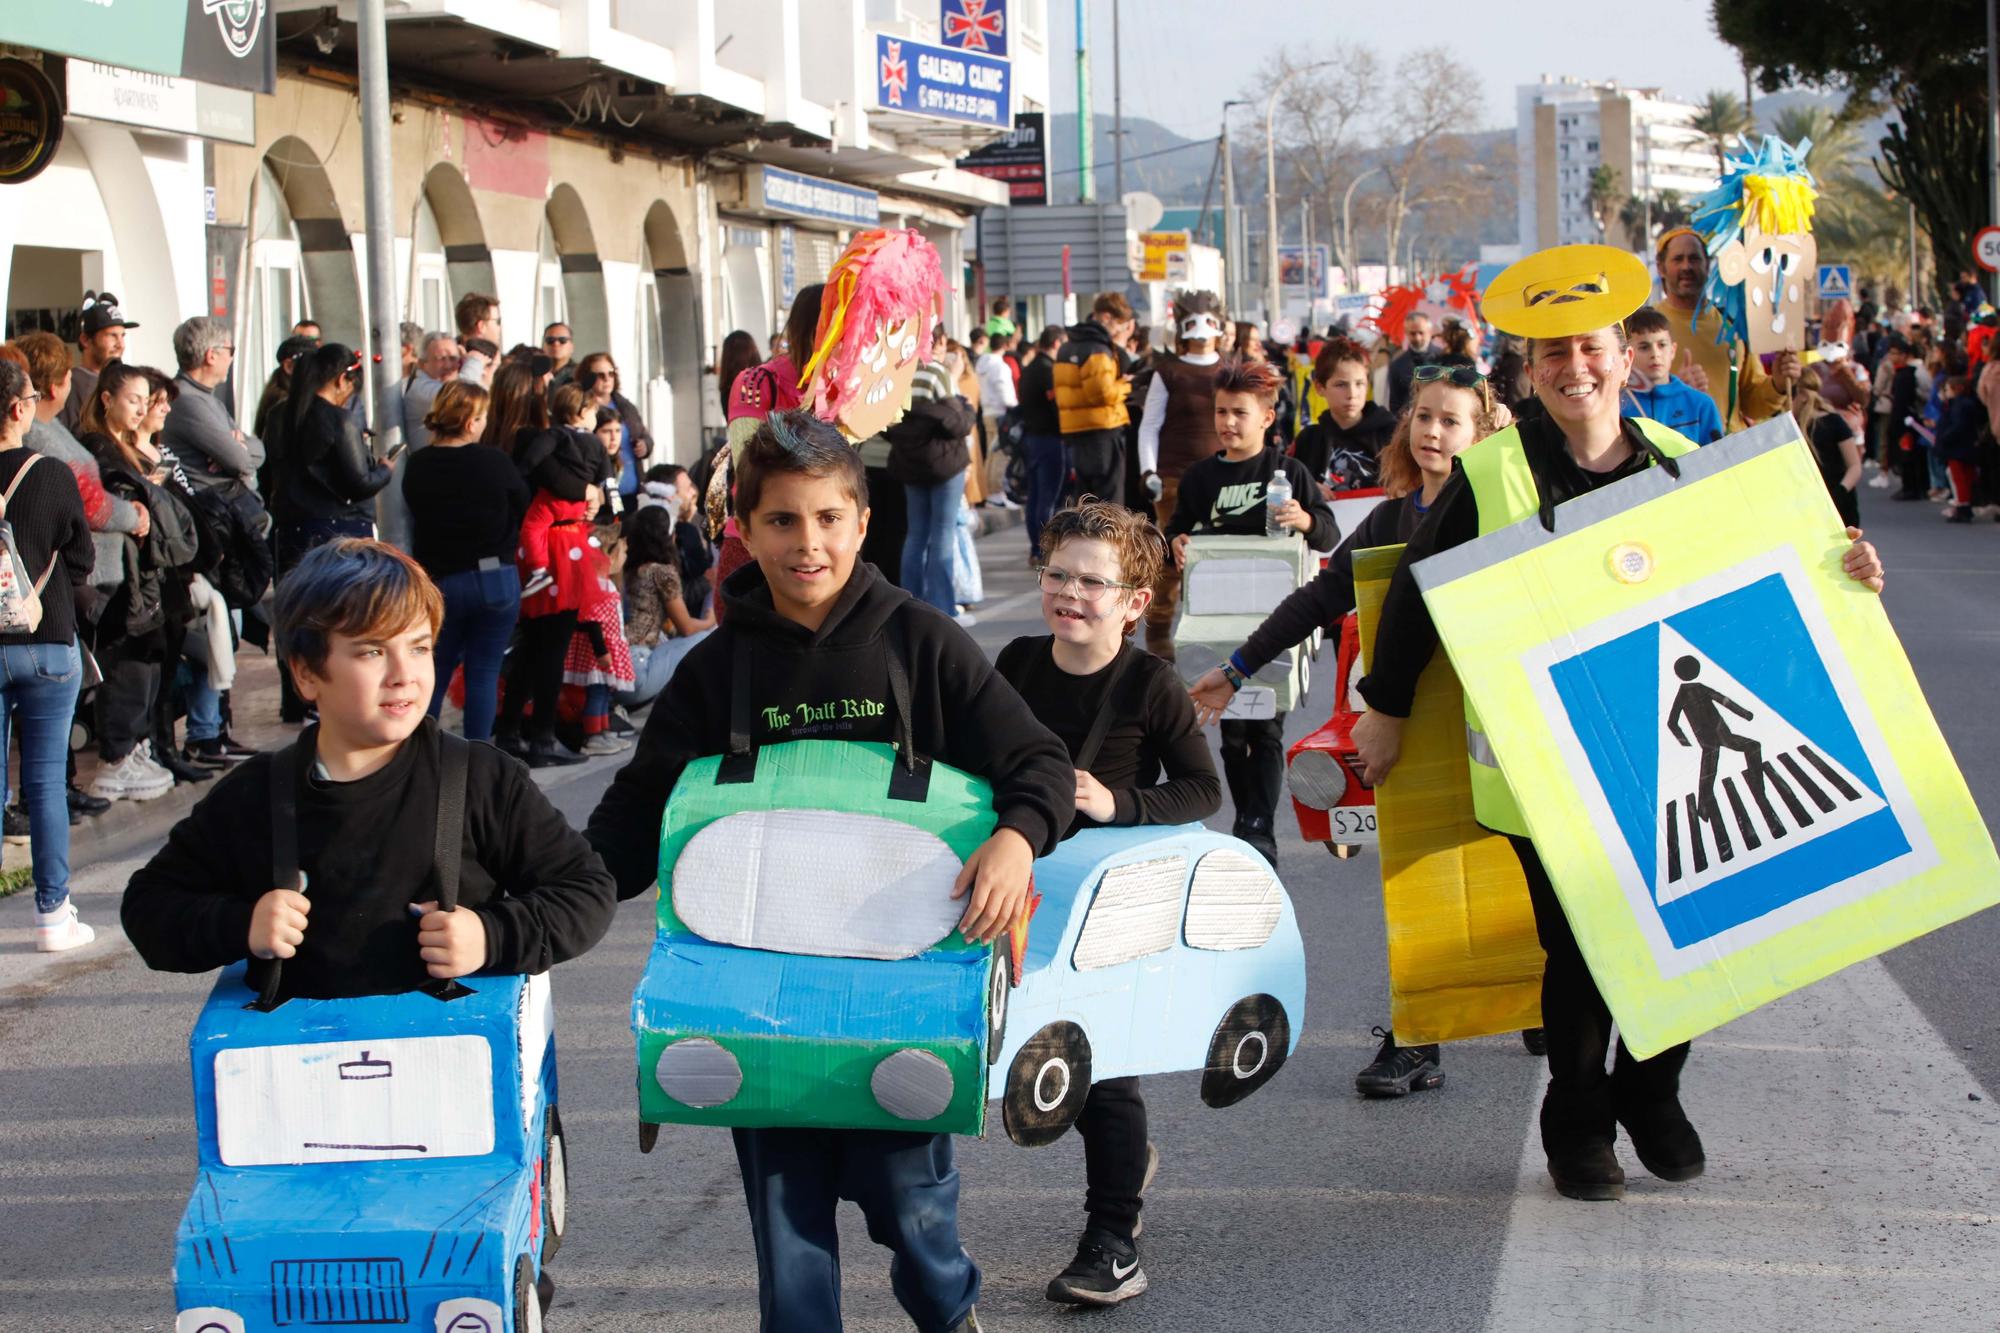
[1484, 958, 2000, 1332]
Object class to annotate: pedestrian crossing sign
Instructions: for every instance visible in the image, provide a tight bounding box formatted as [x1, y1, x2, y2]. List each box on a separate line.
[1816, 263, 1852, 301]
[1414, 417, 2000, 1057]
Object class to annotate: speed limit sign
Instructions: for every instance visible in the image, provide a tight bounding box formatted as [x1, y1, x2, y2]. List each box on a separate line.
[1976, 225, 2000, 273]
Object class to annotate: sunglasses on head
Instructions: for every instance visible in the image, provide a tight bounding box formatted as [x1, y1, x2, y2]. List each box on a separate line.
[1412, 364, 1485, 389]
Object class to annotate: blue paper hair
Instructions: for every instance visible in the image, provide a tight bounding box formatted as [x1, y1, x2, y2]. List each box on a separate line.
[1688, 135, 1818, 348]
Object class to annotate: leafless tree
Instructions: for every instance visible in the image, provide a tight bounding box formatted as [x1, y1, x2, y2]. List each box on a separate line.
[1376, 48, 1484, 276]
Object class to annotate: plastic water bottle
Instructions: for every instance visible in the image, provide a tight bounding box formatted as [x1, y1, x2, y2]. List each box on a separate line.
[1265, 469, 1293, 538]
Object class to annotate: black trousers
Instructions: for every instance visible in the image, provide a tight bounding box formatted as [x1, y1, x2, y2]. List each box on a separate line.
[497, 609, 579, 744]
[1510, 834, 1690, 1148]
[1074, 1076, 1148, 1240]
[1219, 714, 1286, 829]
[862, 465, 908, 589]
[94, 649, 159, 764]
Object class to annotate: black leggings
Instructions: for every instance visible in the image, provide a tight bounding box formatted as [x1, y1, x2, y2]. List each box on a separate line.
[1219, 715, 1287, 829]
[497, 609, 579, 744]
[1510, 834, 1690, 1148]
[1075, 1076, 1148, 1240]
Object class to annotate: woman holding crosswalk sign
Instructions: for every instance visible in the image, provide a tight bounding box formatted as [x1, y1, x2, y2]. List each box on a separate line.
[1350, 243, 1885, 1203]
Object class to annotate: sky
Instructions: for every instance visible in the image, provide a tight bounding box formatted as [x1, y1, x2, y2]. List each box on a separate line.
[1044, 0, 1756, 138]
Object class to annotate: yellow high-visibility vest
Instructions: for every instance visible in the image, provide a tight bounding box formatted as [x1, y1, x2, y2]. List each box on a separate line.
[1453, 418, 1699, 834]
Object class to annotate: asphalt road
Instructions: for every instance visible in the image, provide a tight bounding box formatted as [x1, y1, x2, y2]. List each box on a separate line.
[2, 474, 1995, 1332]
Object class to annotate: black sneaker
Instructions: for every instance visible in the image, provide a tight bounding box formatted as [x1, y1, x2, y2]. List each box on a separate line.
[3, 805, 28, 844]
[183, 740, 229, 769]
[1546, 1137, 1625, 1201]
[1521, 1027, 1547, 1057]
[158, 750, 216, 785]
[1355, 1026, 1444, 1098]
[525, 740, 588, 768]
[608, 706, 636, 736]
[491, 727, 529, 758]
[1046, 1232, 1148, 1306]
[67, 785, 111, 817]
[213, 730, 258, 760]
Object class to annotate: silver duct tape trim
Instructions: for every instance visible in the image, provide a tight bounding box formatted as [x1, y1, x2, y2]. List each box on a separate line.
[1466, 722, 1500, 769]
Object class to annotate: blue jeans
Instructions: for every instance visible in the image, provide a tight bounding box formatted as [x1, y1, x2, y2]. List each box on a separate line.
[178, 657, 221, 743]
[902, 471, 965, 614]
[429, 565, 521, 742]
[731, 1127, 979, 1333]
[618, 629, 712, 710]
[1023, 432, 1066, 557]
[1, 641, 82, 913]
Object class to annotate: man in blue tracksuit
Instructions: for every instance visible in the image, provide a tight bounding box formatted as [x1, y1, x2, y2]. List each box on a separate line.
[1621, 306, 1726, 444]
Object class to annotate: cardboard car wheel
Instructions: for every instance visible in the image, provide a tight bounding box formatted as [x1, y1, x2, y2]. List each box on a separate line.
[514, 1253, 543, 1333]
[1003, 1021, 1092, 1146]
[1200, 993, 1291, 1108]
[985, 951, 1009, 1065]
[541, 1106, 568, 1260]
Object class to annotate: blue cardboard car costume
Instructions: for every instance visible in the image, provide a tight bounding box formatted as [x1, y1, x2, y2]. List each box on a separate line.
[174, 969, 563, 1333]
[171, 735, 565, 1333]
[991, 824, 1308, 1146]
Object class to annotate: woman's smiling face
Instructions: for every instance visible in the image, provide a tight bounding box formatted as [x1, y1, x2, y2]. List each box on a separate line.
[1532, 327, 1633, 429]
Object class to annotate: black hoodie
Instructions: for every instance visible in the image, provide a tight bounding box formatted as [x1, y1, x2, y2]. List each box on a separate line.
[1290, 402, 1398, 490]
[586, 558, 1076, 899]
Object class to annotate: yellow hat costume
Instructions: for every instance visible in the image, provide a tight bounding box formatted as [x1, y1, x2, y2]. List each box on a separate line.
[1481, 244, 1651, 340]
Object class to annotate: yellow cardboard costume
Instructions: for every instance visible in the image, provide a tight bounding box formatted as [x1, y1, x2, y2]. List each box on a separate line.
[1353, 545, 1541, 1045]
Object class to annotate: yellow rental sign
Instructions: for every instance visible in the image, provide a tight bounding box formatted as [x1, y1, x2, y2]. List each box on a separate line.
[1413, 418, 2000, 1059]
[1139, 230, 1190, 283]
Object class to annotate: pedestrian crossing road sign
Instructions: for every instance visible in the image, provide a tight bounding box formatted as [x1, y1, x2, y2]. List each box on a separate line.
[1413, 417, 2000, 1058]
[1816, 263, 1852, 301]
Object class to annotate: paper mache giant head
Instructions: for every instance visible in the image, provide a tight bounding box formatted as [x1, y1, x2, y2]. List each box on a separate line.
[798, 228, 947, 441]
[1690, 135, 1819, 357]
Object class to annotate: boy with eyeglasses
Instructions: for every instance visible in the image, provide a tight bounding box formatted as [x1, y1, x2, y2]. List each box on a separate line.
[995, 499, 1220, 1306]
[1164, 358, 1337, 865]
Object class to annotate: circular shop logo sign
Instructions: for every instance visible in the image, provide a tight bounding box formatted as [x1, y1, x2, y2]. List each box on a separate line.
[204, 0, 270, 60]
[0, 60, 62, 187]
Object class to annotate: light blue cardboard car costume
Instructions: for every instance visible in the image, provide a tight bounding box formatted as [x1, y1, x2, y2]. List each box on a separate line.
[991, 824, 1308, 1146]
[173, 965, 563, 1333]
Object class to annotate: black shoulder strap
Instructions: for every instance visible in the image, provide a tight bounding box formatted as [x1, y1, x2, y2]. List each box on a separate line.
[883, 611, 930, 802]
[718, 630, 757, 785]
[424, 729, 475, 1001]
[1074, 646, 1141, 774]
[251, 734, 310, 1011]
[433, 730, 469, 911]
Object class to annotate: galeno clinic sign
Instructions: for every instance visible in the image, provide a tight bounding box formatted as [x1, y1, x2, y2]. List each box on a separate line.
[874, 34, 1011, 129]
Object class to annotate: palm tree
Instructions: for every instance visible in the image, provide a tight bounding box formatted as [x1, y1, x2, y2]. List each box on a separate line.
[1619, 189, 1690, 253]
[1772, 102, 1906, 291]
[1587, 164, 1622, 237]
[1689, 90, 1752, 175]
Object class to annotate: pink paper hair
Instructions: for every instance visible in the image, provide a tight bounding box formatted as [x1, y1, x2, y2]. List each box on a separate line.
[798, 228, 947, 421]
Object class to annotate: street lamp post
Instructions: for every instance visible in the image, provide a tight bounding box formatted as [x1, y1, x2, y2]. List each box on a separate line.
[1338, 166, 1382, 291]
[1222, 99, 1247, 316]
[1264, 62, 1331, 333]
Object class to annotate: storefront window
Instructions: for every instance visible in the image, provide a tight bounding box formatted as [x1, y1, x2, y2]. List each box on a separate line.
[243, 161, 305, 422]
[409, 193, 450, 335]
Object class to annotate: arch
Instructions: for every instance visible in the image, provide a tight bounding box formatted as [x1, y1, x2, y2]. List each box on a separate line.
[543, 183, 609, 362]
[642, 199, 702, 462]
[421, 163, 495, 332]
[259, 135, 363, 347]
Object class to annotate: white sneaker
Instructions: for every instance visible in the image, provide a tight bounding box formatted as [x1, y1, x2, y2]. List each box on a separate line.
[579, 732, 632, 756]
[132, 741, 174, 783]
[1868, 474, 1895, 490]
[953, 609, 979, 628]
[90, 751, 174, 802]
[34, 899, 96, 953]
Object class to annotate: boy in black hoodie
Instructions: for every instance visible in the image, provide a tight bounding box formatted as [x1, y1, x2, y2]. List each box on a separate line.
[1288, 336, 1397, 492]
[123, 539, 618, 1001]
[1165, 358, 1338, 865]
[587, 411, 1074, 1333]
